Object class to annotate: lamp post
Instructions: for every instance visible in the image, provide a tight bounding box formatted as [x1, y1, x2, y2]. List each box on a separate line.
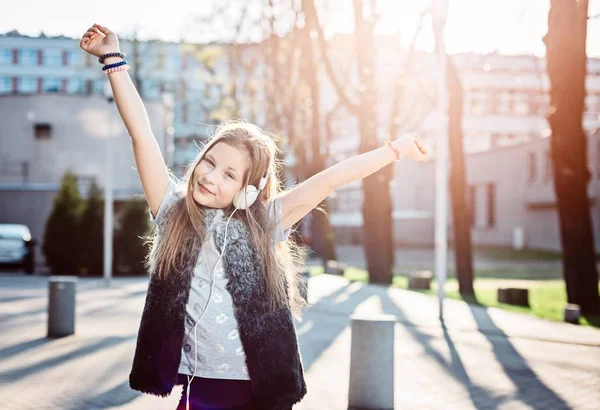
[432, 0, 449, 321]
[103, 80, 116, 287]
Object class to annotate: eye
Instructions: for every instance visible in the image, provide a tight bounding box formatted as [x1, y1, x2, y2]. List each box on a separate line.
[205, 158, 214, 166]
[226, 172, 235, 180]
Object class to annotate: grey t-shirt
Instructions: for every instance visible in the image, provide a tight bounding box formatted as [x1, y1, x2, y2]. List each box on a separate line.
[150, 179, 290, 380]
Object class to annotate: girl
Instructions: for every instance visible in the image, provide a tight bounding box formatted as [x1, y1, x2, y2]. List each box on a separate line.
[80, 23, 428, 410]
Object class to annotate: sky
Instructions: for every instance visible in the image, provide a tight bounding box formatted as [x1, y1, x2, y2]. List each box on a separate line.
[2, 0, 600, 57]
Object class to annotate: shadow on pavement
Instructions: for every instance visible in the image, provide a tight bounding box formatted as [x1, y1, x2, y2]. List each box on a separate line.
[378, 293, 497, 409]
[466, 304, 571, 410]
[0, 335, 135, 384]
[65, 381, 144, 410]
[298, 281, 372, 371]
[0, 337, 51, 361]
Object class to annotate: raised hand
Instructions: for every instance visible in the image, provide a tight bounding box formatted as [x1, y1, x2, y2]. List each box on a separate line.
[393, 133, 430, 161]
[79, 24, 120, 58]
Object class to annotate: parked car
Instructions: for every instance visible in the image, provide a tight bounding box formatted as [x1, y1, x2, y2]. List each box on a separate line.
[0, 224, 35, 274]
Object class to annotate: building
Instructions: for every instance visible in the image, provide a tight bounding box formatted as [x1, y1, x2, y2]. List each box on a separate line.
[326, 51, 600, 252]
[2, 30, 599, 259]
[0, 94, 166, 267]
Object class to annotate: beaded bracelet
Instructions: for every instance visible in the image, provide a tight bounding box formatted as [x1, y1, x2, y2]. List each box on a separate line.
[385, 140, 403, 161]
[104, 64, 130, 75]
[102, 60, 128, 71]
[99, 52, 126, 64]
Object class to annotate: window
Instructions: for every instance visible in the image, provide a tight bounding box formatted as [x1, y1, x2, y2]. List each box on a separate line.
[67, 78, 85, 94]
[142, 79, 160, 99]
[528, 152, 537, 182]
[166, 54, 181, 70]
[500, 89, 530, 115]
[0, 77, 11, 94]
[470, 99, 484, 116]
[528, 90, 539, 115]
[327, 197, 338, 212]
[43, 49, 62, 66]
[66, 51, 81, 66]
[42, 78, 61, 93]
[468, 89, 488, 116]
[586, 93, 600, 115]
[93, 79, 105, 95]
[18, 49, 37, 65]
[34, 123, 52, 139]
[489, 90, 499, 114]
[486, 183, 496, 228]
[18, 76, 37, 93]
[515, 99, 529, 115]
[0, 49, 12, 65]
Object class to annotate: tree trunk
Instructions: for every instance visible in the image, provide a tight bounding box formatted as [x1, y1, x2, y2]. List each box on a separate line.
[354, 0, 394, 284]
[447, 57, 475, 296]
[301, 0, 336, 261]
[543, 0, 600, 314]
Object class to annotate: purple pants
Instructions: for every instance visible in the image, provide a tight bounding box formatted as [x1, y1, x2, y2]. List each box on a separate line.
[175, 374, 256, 410]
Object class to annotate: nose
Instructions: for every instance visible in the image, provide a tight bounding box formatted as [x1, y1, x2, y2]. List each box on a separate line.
[202, 169, 218, 187]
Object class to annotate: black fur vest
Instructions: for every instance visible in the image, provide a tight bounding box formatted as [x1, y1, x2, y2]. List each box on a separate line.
[129, 202, 307, 409]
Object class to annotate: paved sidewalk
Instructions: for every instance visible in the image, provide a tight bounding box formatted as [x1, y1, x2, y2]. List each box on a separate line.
[0, 273, 599, 409]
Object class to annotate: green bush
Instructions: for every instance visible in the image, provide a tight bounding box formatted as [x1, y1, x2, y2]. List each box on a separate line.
[43, 171, 84, 275]
[80, 179, 104, 276]
[114, 199, 151, 275]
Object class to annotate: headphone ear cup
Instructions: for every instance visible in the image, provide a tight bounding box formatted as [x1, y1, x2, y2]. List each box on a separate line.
[233, 185, 259, 209]
[244, 188, 259, 208]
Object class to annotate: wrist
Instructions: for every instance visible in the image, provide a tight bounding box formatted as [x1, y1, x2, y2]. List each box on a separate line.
[385, 140, 403, 161]
[103, 56, 124, 65]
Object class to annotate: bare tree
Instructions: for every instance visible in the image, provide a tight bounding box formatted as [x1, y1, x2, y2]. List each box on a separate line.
[306, 0, 434, 283]
[543, 0, 600, 315]
[447, 57, 474, 297]
[296, 0, 337, 260]
[182, 1, 338, 255]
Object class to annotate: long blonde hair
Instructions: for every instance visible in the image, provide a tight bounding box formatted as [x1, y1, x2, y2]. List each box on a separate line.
[146, 120, 307, 317]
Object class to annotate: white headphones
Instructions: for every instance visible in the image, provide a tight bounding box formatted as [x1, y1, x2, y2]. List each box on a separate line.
[232, 174, 268, 210]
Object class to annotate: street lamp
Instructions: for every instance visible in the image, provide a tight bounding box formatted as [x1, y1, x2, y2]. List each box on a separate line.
[431, 0, 449, 321]
[103, 80, 116, 287]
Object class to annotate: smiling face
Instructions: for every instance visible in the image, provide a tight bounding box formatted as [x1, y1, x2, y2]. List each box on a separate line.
[191, 142, 250, 209]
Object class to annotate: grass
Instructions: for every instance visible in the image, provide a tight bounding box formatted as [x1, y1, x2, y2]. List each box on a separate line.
[307, 265, 600, 327]
[473, 246, 563, 261]
[471, 246, 600, 262]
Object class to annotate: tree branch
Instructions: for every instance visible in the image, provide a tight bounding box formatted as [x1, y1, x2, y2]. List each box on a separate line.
[389, 8, 428, 139]
[305, 0, 360, 115]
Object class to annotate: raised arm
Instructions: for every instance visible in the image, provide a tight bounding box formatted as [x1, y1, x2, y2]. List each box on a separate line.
[280, 134, 429, 231]
[80, 24, 169, 217]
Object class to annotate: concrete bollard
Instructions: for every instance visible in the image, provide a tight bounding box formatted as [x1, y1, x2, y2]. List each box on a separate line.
[498, 288, 529, 307]
[348, 314, 396, 410]
[408, 270, 432, 290]
[324, 260, 346, 276]
[564, 304, 581, 324]
[48, 276, 78, 338]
